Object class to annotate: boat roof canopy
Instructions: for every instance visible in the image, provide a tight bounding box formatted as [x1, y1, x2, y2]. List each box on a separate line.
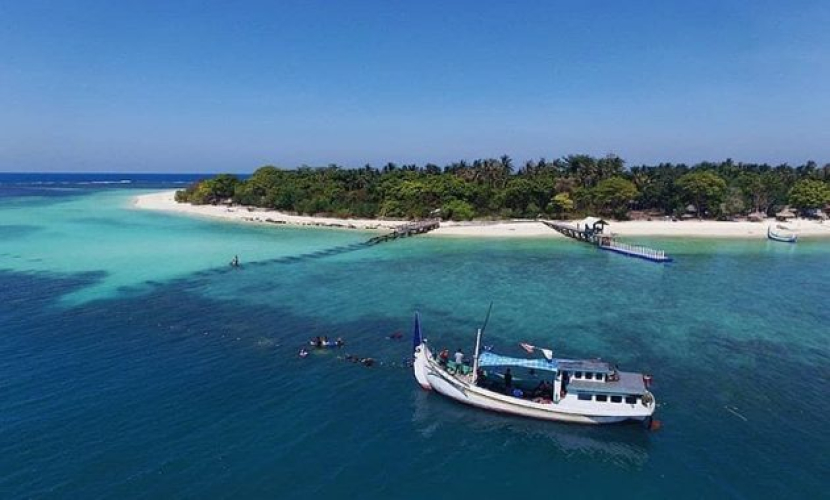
[558, 359, 614, 374]
[569, 372, 648, 396]
[477, 352, 613, 374]
[478, 352, 558, 372]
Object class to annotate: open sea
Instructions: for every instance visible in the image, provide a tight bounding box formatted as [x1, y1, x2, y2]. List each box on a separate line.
[0, 173, 828, 499]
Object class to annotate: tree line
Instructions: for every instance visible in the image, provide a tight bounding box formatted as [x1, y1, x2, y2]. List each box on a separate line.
[175, 155, 830, 221]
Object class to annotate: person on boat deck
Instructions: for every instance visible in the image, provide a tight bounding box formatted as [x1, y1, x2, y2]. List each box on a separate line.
[503, 368, 513, 390]
[313, 336, 323, 348]
[454, 348, 464, 365]
[438, 348, 449, 366]
[533, 380, 552, 398]
[335, 337, 344, 347]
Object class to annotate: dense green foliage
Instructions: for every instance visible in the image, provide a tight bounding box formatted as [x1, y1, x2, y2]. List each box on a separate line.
[675, 171, 728, 218]
[175, 156, 830, 220]
[788, 179, 830, 211]
[591, 177, 639, 219]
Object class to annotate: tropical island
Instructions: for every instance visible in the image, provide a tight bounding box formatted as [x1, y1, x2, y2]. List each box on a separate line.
[135, 155, 830, 238]
[174, 155, 830, 221]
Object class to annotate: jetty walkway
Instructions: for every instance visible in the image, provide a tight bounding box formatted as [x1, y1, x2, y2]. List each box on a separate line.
[274, 219, 441, 263]
[541, 219, 672, 263]
[540, 220, 598, 243]
[366, 219, 440, 245]
[215, 219, 441, 274]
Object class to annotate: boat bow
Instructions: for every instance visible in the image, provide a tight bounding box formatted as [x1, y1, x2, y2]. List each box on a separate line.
[412, 313, 433, 390]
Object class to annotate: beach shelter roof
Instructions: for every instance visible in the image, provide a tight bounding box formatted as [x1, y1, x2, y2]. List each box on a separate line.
[748, 211, 766, 221]
[776, 208, 796, 218]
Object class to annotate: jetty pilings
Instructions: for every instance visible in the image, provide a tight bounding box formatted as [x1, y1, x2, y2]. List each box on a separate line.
[366, 219, 440, 245]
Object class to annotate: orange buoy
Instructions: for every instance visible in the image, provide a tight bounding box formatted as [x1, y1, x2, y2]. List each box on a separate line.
[649, 418, 662, 431]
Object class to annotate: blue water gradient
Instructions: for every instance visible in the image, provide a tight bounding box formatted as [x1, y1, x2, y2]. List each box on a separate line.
[0, 175, 828, 499]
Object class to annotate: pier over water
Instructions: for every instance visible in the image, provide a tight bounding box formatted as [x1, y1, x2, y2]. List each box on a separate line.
[366, 219, 440, 245]
[542, 218, 672, 263]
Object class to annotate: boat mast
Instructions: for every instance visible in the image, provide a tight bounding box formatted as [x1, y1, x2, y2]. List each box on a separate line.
[472, 328, 483, 384]
[472, 302, 492, 385]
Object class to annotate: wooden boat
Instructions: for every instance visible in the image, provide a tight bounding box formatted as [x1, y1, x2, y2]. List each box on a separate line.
[412, 313, 657, 425]
[767, 224, 797, 243]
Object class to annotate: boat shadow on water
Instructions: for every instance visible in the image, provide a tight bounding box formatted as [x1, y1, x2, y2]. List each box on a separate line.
[410, 390, 652, 469]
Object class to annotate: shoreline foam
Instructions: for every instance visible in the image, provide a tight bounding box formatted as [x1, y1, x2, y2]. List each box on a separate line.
[133, 190, 830, 239]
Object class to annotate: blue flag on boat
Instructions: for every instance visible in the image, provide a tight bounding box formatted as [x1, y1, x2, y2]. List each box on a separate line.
[412, 312, 422, 352]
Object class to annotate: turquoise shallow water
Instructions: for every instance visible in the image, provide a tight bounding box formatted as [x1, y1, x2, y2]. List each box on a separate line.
[1, 176, 828, 499]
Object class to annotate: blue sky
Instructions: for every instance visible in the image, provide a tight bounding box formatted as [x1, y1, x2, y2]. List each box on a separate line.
[1, 0, 829, 172]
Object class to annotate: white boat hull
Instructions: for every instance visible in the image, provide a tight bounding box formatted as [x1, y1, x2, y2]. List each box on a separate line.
[413, 344, 433, 390]
[414, 343, 655, 425]
[768, 225, 797, 243]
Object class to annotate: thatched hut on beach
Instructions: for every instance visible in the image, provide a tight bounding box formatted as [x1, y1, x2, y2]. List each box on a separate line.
[775, 207, 796, 221]
[747, 211, 766, 222]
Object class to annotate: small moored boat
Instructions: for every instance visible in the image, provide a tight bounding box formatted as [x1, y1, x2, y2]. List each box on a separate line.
[412, 313, 656, 425]
[767, 224, 797, 243]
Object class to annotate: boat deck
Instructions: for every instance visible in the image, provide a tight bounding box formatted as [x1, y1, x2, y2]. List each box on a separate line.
[567, 372, 647, 395]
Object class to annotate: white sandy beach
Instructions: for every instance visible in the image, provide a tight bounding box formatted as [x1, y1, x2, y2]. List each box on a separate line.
[134, 190, 830, 239]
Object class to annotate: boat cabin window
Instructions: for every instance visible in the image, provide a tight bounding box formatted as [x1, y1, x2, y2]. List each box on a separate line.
[585, 372, 594, 380]
[610, 395, 622, 403]
[574, 372, 582, 379]
[595, 394, 608, 402]
[625, 396, 638, 404]
[578, 393, 592, 401]
[596, 374, 605, 382]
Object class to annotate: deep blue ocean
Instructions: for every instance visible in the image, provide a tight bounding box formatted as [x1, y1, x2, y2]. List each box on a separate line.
[1, 173, 828, 499]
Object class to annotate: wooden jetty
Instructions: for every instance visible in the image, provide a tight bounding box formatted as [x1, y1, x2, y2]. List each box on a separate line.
[366, 219, 440, 245]
[540, 219, 604, 243]
[542, 218, 672, 263]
